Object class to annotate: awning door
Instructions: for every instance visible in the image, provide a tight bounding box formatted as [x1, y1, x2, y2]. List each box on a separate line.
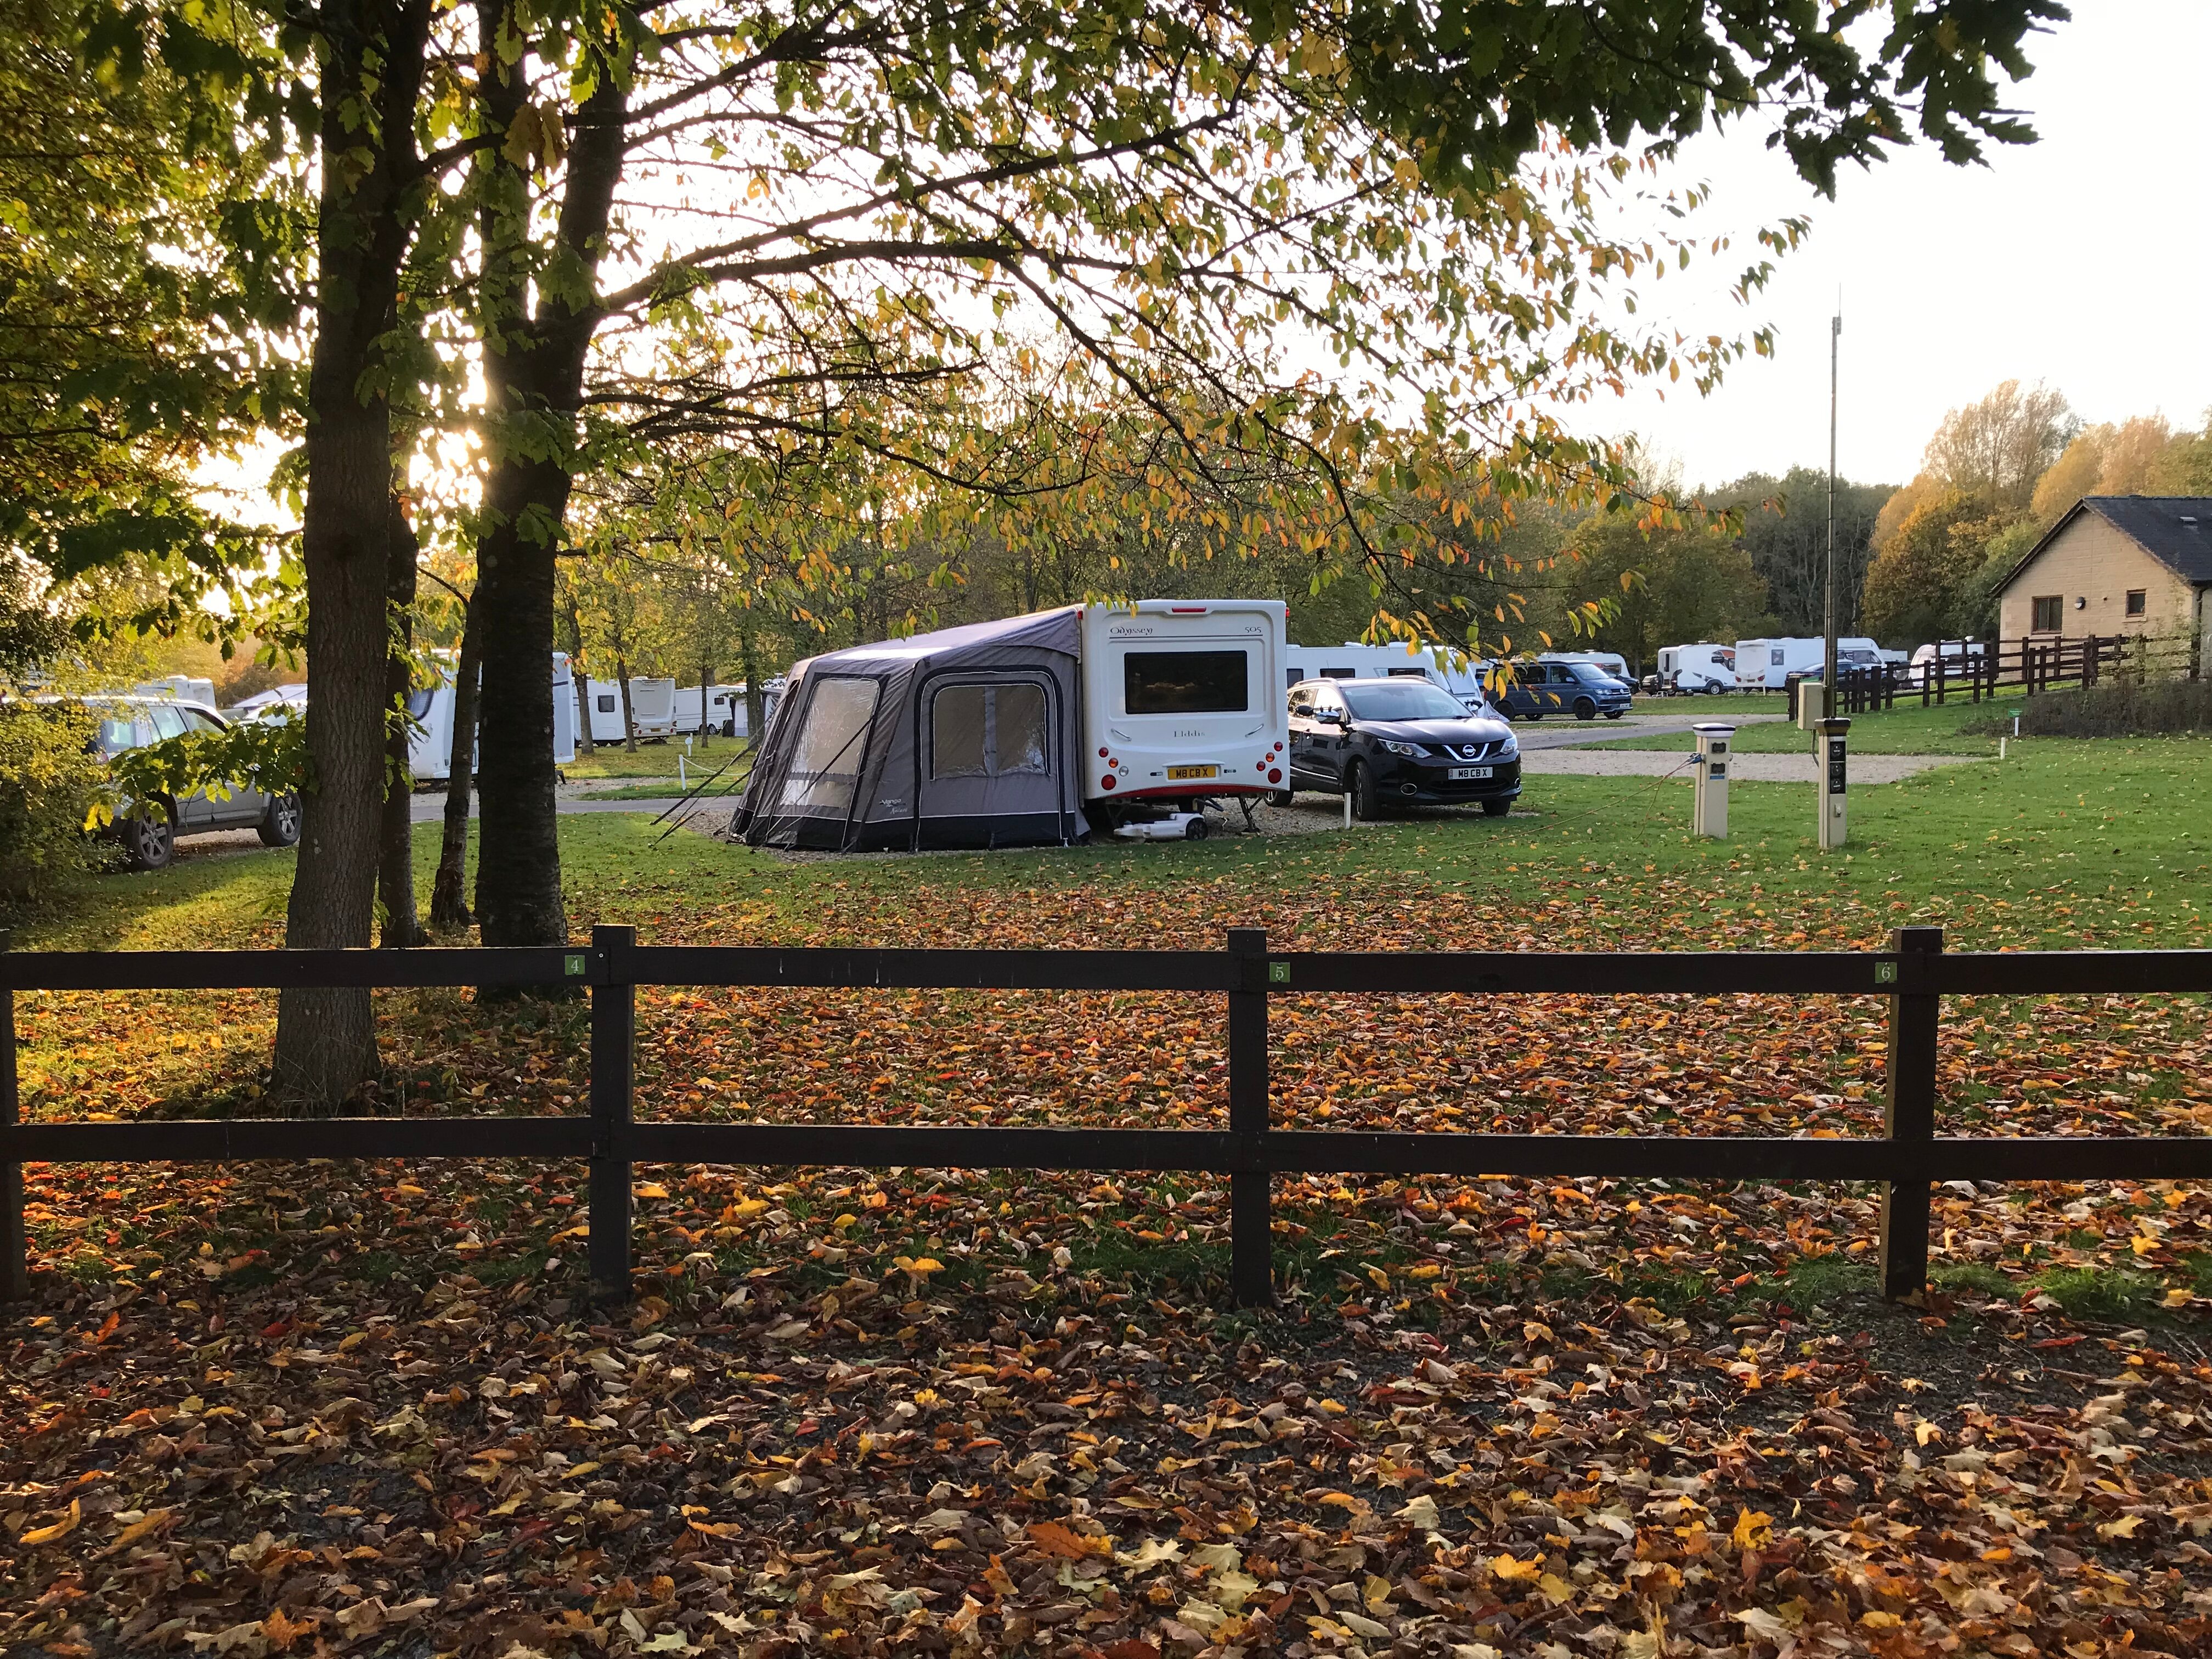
[918, 674, 1059, 829]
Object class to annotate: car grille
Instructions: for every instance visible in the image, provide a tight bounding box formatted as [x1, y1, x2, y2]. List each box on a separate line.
[1435, 740, 1507, 761]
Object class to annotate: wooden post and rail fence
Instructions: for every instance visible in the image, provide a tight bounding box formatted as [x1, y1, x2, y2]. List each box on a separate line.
[1822, 632, 2192, 715]
[4, 927, 2210, 1311]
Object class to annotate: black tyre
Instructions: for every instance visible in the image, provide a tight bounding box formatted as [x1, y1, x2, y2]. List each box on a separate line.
[1184, 817, 1210, 841]
[1347, 760, 1381, 821]
[1269, 789, 1293, 807]
[1482, 797, 1512, 817]
[1572, 696, 1598, 721]
[1605, 708, 1624, 720]
[258, 789, 302, 848]
[121, 799, 176, 871]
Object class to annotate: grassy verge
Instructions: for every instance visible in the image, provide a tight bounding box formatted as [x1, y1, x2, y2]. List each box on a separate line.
[563, 741, 742, 780]
[1578, 696, 2033, 754]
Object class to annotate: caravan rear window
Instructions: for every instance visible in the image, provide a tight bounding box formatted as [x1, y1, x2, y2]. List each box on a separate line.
[1122, 651, 1249, 715]
[779, 677, 879, 812]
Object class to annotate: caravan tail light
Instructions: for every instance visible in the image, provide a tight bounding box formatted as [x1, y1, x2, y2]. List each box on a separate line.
[1098, 747, 1109, 758]
[1101, 775, 1116, 790]
[1268, 768, 1282, 783]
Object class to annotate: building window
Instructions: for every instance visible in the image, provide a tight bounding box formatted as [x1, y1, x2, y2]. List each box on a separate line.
[2125, 589, 2147, 618]
[2031, 595, 2062, 633]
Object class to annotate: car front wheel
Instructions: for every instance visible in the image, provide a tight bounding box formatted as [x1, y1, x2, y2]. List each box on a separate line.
[121, 800, 176, 871]
[1572, 696, 1598, 721]
[258, 790, 302, 848]
[1482, 797, 1511, 817]
[1347, 760, 1381, 821]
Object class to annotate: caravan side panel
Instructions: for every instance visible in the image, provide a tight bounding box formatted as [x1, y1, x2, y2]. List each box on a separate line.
[551, 654, 577, 764]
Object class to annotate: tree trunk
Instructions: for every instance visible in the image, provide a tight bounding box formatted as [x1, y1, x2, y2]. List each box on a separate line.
[740, 623, 761, 747]
[272, 0, 434, 1109]
[429, 585, 481, 929]
[378, 498, 424, 947]
[615, 645, 637, 751]
[470, 44, 628, 948]
[563, 597, 595, 755]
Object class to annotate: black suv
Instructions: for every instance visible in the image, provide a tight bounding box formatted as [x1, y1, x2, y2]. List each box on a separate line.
[1286, 677, 1521, 818]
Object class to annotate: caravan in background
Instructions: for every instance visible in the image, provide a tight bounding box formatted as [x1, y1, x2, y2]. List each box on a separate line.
[408, 653, 579, 784]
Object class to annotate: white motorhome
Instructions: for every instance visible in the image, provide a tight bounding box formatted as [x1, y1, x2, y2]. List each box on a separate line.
[1735, 636, 1886, 689]
[674, 684, 744, 737]
[135, 674, 217, 708]
[1541, 650, 1631, 686]
[1280, 641, 1491, 710]
[1081, 600, 1289, 810]
[584, 676, 679, 742]
[1657, 643, 1736, 693]
[408, 652, 578, 783]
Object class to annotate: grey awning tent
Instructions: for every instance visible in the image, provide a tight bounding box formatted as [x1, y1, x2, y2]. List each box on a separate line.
[730, 607, 1085, 851]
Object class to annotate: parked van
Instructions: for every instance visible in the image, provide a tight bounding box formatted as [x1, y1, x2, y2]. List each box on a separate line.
[1656, 643, 1735, 694]
[408, 652, 579, 783]
[584, 676, 679, 742]
[134, 675, 217, 708]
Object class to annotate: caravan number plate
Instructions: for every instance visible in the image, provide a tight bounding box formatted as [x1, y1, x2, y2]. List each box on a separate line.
[1449, 765, 1494, 781]
[1166, 764, 1218, 781]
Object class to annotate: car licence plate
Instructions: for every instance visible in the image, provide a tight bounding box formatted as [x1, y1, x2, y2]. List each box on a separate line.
[1449, 765, 1493, 781]
[1165, 764, 1217, 781]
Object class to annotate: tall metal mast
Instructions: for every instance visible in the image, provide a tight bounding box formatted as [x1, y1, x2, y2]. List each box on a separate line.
[1823, 308, 1841, 718]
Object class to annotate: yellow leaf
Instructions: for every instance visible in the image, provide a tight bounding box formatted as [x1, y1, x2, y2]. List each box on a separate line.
[20, 1499, 81, 1545]
[1537, 1572, 1575, 1604]
[1491, 1553, 1542, 1582]
[1730, 1508, 1774, 1551]
[634, 1183, 669, 1200]
[1914, 1420, 1942, 1447]
[2096, 1514, 2144, 1540]
[102, 1507, 174, 1554]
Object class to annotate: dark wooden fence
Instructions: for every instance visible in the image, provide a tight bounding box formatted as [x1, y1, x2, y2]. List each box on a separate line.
[5, 926, 2210, 1311]
[1829, 634, 2150, 714]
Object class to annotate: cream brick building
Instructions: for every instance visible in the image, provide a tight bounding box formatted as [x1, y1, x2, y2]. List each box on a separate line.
[1994, 497, 2212, 663]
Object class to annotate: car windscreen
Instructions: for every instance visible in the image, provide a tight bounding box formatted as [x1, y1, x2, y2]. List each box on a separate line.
[1122, 650, 1249, 715]
[1340, 681, 1465, 721]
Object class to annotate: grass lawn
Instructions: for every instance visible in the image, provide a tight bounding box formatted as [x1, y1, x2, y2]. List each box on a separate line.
[561, 739, 740, 780]
[6, 735, 2211, 1659]
[1582, 695, 2032, 754]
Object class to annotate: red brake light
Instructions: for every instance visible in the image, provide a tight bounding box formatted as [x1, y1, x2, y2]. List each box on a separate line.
[1268, 768, 1282, 783]
[1101, 775, 1116, 790]
[1098, 747, 1109, 758]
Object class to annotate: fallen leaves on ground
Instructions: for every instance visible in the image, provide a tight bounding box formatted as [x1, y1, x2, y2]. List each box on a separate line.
[5, 866, 2210, 1657]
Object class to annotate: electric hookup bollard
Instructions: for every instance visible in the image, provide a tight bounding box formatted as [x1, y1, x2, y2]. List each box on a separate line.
[1692, 723, 1734, 838]
[1816, 715, 1850, 850]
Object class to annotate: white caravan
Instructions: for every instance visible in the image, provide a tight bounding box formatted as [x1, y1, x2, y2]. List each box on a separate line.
[1908, 640, 1985, 687]
[1657, 643, 1736, 693]
[584, 676, 679, 742]
[408, 652, 578, 783]
[1081, 600, 1289, 809]
[1735, 635, 1885, 689]
[673, 683, 780, 739]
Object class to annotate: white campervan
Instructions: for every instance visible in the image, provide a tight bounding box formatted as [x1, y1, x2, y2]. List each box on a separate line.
[674, 684, 752, 738]
[408, 652, 578, 783]
[1657, 643, 1735, 693]
[1081, 600, 1289, 809]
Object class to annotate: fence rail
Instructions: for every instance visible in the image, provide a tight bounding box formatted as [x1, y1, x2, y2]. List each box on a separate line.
[5, 926, 2211, 1311]
[1822, 632, 2197, 715]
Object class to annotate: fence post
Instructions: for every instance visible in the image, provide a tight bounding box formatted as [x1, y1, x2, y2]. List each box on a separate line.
[1226, 927, 1273, 1307]
[1877, 924, 1944, 1301]
[589, 923, 636, 1305]
[1, 930, 24, 1303]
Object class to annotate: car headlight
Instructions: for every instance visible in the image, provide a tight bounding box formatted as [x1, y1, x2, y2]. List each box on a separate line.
[1379, 740, 1420, 757]
[1497, 734, 1518, 759]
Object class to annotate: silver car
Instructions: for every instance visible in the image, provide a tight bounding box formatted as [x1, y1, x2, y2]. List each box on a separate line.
[90, 696, 302, 870]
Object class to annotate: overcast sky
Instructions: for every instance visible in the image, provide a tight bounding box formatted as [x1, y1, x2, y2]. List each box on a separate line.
[1590, 0, 2212, 493]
